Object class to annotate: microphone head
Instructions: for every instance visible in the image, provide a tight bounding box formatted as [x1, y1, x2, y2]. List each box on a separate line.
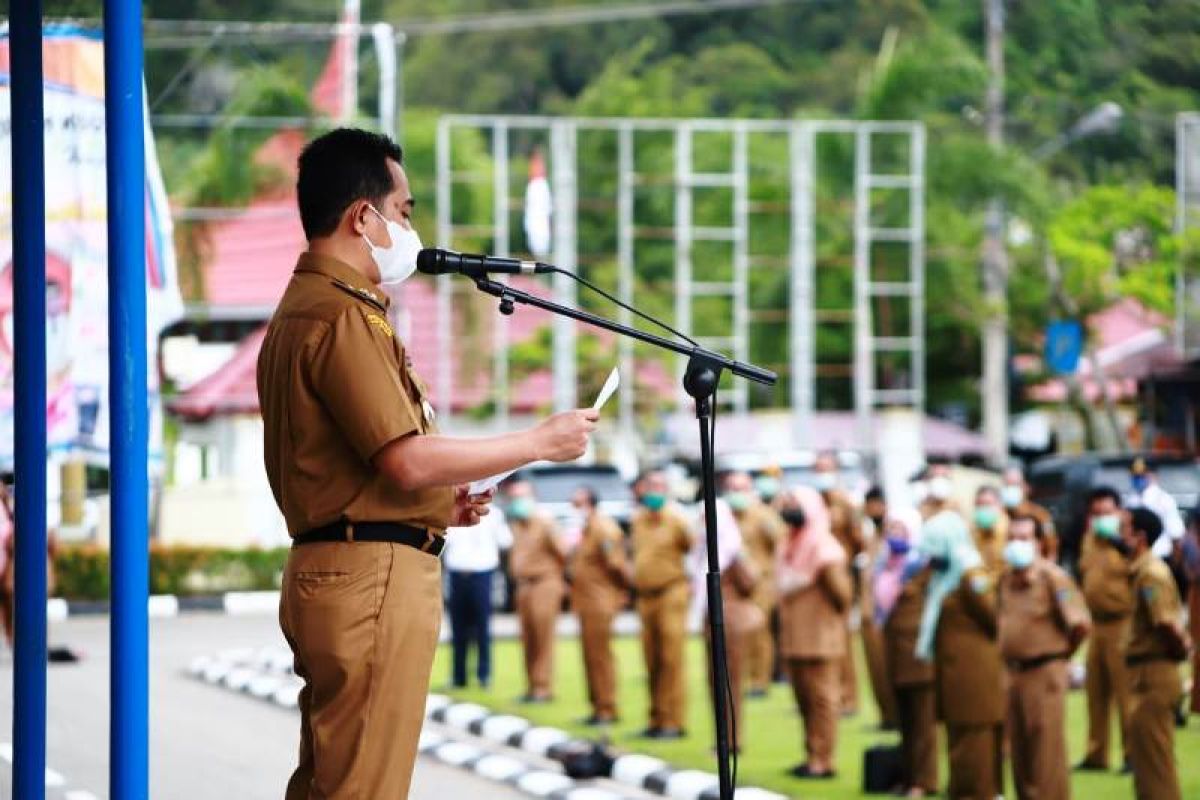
[416, 248, 445, 275]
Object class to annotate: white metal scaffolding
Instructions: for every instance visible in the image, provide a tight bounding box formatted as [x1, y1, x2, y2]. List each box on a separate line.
[435, 115, 925, 452]
[1176, 112, 1200, 359]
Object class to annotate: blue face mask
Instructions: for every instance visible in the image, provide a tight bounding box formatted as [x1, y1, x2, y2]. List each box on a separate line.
[1094, 514, 1121, 540]
[1003, 539, 1037, 570]
[755, 476, 780, 501]
[642, 493, 666, 512]
[886, 536, 911, 556]
[508, 497, 535, 521]
[974, 506, 999, 530]
[1131, 475, 1150, 494]
[725, 492, 751, 512]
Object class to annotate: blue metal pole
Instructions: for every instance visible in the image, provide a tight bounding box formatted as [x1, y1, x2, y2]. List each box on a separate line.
[10, 3, 49, 798]
[104, 1, 149, 798]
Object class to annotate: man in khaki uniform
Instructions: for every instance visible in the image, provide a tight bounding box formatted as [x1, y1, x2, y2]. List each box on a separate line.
[506, 479, 566, 702]
[813, 452, 863, 715]
[723, 470, 784, 696]
[1121, 508, 1190, 800]
[1076, 486, 1134, 773]
[972, 485, 1009, 578]
[998, 514, 1091, 800]
[631, 470, 694, 738]
[1001, 466, 1060, 561]
[257, 128, 598, 799]
[569, 486, 629, 724]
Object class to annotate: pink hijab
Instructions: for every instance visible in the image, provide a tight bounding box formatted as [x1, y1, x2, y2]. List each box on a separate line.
[778, 485, 846, 584]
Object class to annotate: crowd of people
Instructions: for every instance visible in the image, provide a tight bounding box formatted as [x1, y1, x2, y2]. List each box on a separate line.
[441, 455, 1198, 800]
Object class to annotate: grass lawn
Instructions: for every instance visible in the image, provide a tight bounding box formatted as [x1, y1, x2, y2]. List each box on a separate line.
[432, 634, 1200, 799]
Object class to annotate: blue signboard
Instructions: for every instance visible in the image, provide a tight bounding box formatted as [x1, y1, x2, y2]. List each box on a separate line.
[1044, 320, 1084, 375]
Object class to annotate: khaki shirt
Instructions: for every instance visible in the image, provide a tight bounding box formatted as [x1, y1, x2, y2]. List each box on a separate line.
[630, 506, 693, 592]
[509, 516, 566, 582]
[257, 253, 453, 536]
[736, 503, 784, 607]
[778, 562, 853, 660]
[824, 489, 863, 559]
[973, 516, 1009, 578]
[1079, 539, 1134, 621]
[1126, 552, 1184, 660]
[884, 568, 934, 686]
[934, 566, 1005, 725]
[998, 559, 1091, 662]
[570, 512, 627, 613]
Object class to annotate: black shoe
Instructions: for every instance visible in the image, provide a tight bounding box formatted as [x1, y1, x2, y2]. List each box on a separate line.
[652, 727, 686, 740]
[1120, 760, 1133, 775]
[788, 763, 835, 779]
[639, 726, 662, 738]
[518, 693, 553, 704]
[581, 715, 618, 727]
[1073, 761, 1107, 772]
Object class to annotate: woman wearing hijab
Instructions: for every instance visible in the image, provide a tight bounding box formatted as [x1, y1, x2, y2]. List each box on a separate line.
[918, 509, 1005, 799]
[878, 507, 938, 798]
[776, 486, 853, 779]
[690, 498, 762, 752]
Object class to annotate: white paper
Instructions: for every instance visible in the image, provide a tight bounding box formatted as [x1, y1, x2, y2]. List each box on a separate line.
[592, 367, 620, 411]
[468, 469, 516, 497]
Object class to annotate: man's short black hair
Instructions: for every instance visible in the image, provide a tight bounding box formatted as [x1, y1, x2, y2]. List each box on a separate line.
[1009, 512, 1043, 540]
[1129, 507, 1164, 547]
[1087, 486, 1122, 508]
[864, 486, 885, 503]
[297, 128, 404, 240]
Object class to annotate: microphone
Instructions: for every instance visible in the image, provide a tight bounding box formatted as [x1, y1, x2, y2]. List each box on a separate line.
[416, 248, 553, 277]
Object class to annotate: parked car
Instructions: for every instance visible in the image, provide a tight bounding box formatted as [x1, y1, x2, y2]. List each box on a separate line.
[512, 462, 636, 534]
[715, 450, 872, 504]
[1027, 453, 1199, 568]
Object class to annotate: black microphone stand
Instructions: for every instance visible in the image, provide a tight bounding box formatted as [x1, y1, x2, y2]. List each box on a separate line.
[472, 276, 776, 800]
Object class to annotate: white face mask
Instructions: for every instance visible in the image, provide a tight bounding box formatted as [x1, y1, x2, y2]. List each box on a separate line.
[1000, 484, 1024, 509]
[814, 472, 837, 492]
[363, 205, 421, 286]
[928, 476, 952, 501]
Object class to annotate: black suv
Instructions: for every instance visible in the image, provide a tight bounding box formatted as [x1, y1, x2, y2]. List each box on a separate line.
[1027, 453, 1199, 567]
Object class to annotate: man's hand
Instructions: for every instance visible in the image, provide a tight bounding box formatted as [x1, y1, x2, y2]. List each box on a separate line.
[534, 409, 600, 462]
[450, 486, 493, 527]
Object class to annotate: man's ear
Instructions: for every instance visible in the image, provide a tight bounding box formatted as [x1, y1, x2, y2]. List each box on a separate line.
[346, 200, 373, 237]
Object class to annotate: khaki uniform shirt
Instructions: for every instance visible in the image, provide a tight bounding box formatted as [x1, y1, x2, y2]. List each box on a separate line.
[934, 566, 1005, 725]
[570, 512, 627, 613]
[778, 562, 853, 660]
[736, 503, 784, 607]
[1080, 539, 1135, 621]
[884, 568, 935, 686]
[998, 559, 1090, 662]
[509, 516, 565, 582]
[972, 516, 1009, 578]
[257, 253, 453, 536]
[630, 507, 693, 592]
[824, 490, 863, 559]
[1127, 552, 1184, 661]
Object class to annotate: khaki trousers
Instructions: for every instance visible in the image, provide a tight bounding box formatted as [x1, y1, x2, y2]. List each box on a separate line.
[1129, 661, 1183, 800]
[516, 577, 563, 697]
[946, 723, 1004, 800]
[1083, 618, 1132, 767]
[577, 605, 617, 719]
[838, 622, 859, 712]
[637, 581, 689, 730]
[744, 597, 775, 691]
[895, 683, 938, 792]
[862, 618, 897, 726]
[1008, 661, 1070, 800]
[786, 657, 840, 772]
[280, 542, 442, 800]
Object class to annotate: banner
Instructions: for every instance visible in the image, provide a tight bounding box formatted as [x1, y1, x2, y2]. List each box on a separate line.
[0, 25, 183, 471]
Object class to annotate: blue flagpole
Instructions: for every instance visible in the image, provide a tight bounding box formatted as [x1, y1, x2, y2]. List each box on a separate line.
[10, 2, 49, 797]
[104, 0, 149, 798]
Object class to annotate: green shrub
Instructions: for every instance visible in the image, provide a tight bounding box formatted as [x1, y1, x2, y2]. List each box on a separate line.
[54, 545, 290, 601]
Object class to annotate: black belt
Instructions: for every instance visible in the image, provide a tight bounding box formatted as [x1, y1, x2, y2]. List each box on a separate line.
[638, 578, 686, 599]
[293, 521, 444, 557]
[1125, 653, 1176, 667]
[1007, 652, 1069, 673]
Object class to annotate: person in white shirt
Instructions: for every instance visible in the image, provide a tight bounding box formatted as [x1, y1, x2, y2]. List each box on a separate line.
[442, 507, 513, 688]
[1127, 459, 1185, 559]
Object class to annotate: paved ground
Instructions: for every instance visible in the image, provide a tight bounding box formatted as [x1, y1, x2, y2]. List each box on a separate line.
[0, 613, 527, 800]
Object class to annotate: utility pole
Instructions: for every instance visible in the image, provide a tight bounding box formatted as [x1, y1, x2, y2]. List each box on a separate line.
[982, 0, 1008, 462]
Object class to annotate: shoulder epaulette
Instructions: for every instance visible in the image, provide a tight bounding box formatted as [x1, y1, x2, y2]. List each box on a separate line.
[330, 278, 387, 313]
